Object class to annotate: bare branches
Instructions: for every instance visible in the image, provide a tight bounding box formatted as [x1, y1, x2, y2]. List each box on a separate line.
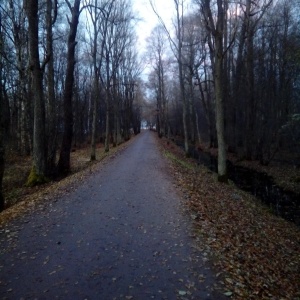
[149, 0, 178, 55]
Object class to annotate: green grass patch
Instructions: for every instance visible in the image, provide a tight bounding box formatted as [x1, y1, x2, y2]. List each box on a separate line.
[164, 150, 194, 170]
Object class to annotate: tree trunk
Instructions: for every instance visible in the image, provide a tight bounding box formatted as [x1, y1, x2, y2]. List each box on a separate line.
[215, 38, 227, 182]
[0, 143, 4, 211]
[196, 66, 214, 147]
[180, 72, 188, 153]
[90, 77, 99, 160]
[25, 0, 47, 186]
[57, 0, 80, 174]
[0, 96, 3, 210]
[113, 109, 117, 147]
[90, 93, 97, 160]
[46, 0, 58, 173]
[104, 105, 110, 152]
[176, 5, 189, 155]
[0, 64, 10, 211]
[9, 0, 30, 156]
[202, 0, 228, 182]
[195, 112, 202, 145]
[245, 28, 255, 159]
[215, 1, 227, 182]
[89, 0, 100, 161]
[188, 66, 196, 144]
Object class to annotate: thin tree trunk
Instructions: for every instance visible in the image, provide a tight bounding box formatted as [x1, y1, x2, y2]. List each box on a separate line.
[196, 66, 214, 148]
[57, 0, 80, 174]
[116, 113, 121, 145]
[0, 143, 4, 211]
[25, 0, 47, 185]
[104, 105, 109, 152]
[245, 28, 255, 159]
[188, 66, 196, 144]
[10, 0, 30, 155]
[173, 0, 189, 154]
[89, 0, 100, 161]
[113, 109, 117, 147]
[0, 68, 10, 211]
[0, 61, 9, 211]
[90, 92, 97, 160]
[46, 0, 58, 173]
[90, 78, 99, 160]
[215, 40, 227, 181]
[202, 0, 228, 182]
[215, 0, 227, 182]
[195, 112, 202, 145]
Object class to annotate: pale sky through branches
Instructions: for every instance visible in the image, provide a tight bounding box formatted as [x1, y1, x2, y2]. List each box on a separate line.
[132, 0, 193, 77]
[132, 0, 175, 56]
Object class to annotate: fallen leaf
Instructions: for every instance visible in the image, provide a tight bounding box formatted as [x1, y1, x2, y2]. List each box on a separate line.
[224, 291, 233, 297]
[178, 290, 187, 296]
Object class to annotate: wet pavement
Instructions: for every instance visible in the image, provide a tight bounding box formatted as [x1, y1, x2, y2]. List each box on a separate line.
[0, 131, 225, 299]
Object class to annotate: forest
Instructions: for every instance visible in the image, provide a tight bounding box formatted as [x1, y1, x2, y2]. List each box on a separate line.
[0, 0, 300, 211]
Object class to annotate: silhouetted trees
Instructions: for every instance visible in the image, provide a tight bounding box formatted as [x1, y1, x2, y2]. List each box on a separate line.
[0, 0, 142, 208]
[147, 0, 300, 176]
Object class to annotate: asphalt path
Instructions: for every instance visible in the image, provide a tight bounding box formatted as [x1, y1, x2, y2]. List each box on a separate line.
[0, 130, 225, 299]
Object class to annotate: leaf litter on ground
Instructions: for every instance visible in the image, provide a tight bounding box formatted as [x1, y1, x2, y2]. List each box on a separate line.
[158, 136, 300, 300]
[1, 133, 299, 299]
[0, 139, 136, 227]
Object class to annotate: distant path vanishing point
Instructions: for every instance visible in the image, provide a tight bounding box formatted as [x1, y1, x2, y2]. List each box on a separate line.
[0, 130, 225, 299]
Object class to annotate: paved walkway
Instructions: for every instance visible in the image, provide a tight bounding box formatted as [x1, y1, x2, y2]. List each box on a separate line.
[0, 131, 224, 299]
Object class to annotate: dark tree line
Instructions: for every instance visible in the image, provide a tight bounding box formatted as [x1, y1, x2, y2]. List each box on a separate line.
[147, 0, 300, 181]
[1, 0, 299, 210]
[0, 0, 142, 211]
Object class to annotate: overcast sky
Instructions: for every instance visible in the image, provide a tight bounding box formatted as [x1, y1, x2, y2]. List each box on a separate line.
[132, 0, 175, 55]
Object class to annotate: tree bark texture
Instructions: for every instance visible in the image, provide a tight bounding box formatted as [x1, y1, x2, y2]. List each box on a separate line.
[175, 0, 189, 155]
[214, 38, 227, 181]
[89, 0, 100, 161]
[25, 0, 47, 184]
[57, 0, 80, 173]
[202, 0, 227, 182]
[46, 0, 58, 172]
[0, 68, 10, 212]
[90, 78, 99, 160]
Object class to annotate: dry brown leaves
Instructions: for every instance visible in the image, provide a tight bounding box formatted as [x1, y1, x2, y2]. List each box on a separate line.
[159, 137, 300, 300]
[1, 139, 136, 227]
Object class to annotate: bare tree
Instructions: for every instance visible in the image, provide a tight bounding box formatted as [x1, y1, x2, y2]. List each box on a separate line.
[0, 13, 10, 211]
[146, 25, 168, 138]
[7, 0, 31, 155]
[46, 0, 58, 173]
[241, 0, 273, 159]
[57, 0, 81, 174]
[200, 0, 229, 182]
[85, 0, 115, 160]
[150, 0, 189, 154]
[99, 0, 136, 152]
[24, 0, 47, 185]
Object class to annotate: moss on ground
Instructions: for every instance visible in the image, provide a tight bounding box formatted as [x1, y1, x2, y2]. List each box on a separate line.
[25, 167, 49, 187]
[164, 150, 194, 170]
